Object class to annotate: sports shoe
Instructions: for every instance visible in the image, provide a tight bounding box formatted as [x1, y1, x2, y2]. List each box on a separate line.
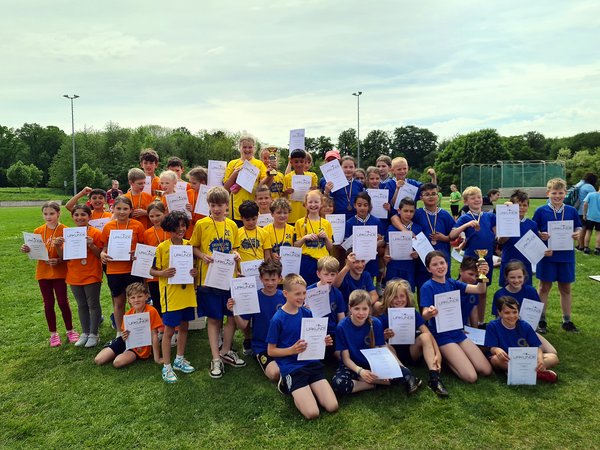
[428, 377, 449, 397]
[575, 246, 583, 252]
[477, 323, 487, 330]
[583, 247, 590, 254]
[536, 369, 558, 383]
[277, 376, 289, 395]
[173, 357, 196, 374]
[537, 320, 548, 335]
[562, 321, 579, 332]
[162, 366, 178, 384]
[110, 313, 116, 330]
[209, 358, 224, 379]
[594, 249, 600, 256]
[405, 375, 422, 395]
[221, 350, 246, 367]
[49, 333, 61, 347]
[74, 333, 89, 347]
[242, 338, 253, 356]
[67, 330, 80, 344]
[84, 334, 99, 348]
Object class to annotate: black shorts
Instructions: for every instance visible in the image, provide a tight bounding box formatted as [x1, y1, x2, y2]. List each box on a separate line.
[585, 219, 600, 231]
[104, 337, 137, 359]
[256, 352, 276, 373]
[282, 362, 326, 394]
[391, 330, 422, 365]
[450, 204, 459, 216]
[106, 273, 143, 297]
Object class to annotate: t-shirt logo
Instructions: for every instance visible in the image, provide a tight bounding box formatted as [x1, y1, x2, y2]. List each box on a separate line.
[517, 338, 528, 347]
[363, 334, 373, 346]
[241, 238, 260, 250]
[272, 242, 291, 254]
[209, 239, 232, 253]
[270, 182, 283, 194]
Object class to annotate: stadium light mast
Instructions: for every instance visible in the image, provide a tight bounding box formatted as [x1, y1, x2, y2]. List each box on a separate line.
[352, 91, 362, 168]
[63, 94, 79, 194]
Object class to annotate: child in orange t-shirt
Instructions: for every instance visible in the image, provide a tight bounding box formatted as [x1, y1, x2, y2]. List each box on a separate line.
[94, 282, 162, 368]
[124, 168, 154, 229]
[20, 201, 79, 347]
[143, 202, 170, 315]
[185, 166, 208, 239]
[140, 148, 161, 196]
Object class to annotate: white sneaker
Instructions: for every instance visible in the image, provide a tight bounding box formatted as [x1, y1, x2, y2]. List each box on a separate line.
[84, 334, 99, 348]
[209, 359, 224, 379]
[74, 333, 89, 347]
[221, 350, 246, 368]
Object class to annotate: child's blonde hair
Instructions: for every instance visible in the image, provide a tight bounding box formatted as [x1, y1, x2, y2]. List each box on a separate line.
[462, 186, 482, 201]
[392, 156, 408, 166]
[283, 273, 307, 292]
[317, 255, 339, 273]
[126, 282, 149, 299]
[546, 178, 567, 191]
[303, 189, 322, 206]
[188, 166, 207, 184]
[239, 134, 256, 148]
[159, 170, 178, 183]
[128, 168, 146, 183]
[41, 201, 61, 213]
[341, 155, 357, 167]
[348, 290, 375, 348]
[206, 186, 230, 205]
[320, 195, 334, 209]
[381, 279, 414, 312]
[256, 184, 271, 196]
[366, 166, 381, 178]
[270, 198, 291, 214]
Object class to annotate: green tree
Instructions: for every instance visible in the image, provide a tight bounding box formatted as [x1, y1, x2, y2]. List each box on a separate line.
[77, 163, 99, 189]
[338, 129, 357, 158]
[392, 126, 438, 171]
[28, 164, 43, 190]
[6, 160, 31, 192]
[16, 123, 66, 183]
[0, 125, 30, 170]
[361, 130, 391, 168]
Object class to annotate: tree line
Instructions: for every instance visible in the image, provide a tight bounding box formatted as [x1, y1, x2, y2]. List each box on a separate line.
[1, 122, 599, 192]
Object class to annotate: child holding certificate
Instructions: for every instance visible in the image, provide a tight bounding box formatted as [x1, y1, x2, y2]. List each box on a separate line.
[263, 198, 294, 259]
[294, 190, 333, 286]
[485, 296, 559, 383]
[124, 168, 154, 229]
[332, 290, 421, 396]
[139, 148, 161, 196]
[419, 251, 492, 383]
[533, 178, 583, 333]
[320, 155, 363, 220]
[150, 211, 198, 383]
[378, 280, 448, 397]
[143, 202, 170, 315]
[334, 252, 378, 310]
[185, 166, 208, 238]
[190, 186, 245, 379]
[20, 201, 79, 347]
[284, 149, 318, 224]
[95, 283, 162, 368]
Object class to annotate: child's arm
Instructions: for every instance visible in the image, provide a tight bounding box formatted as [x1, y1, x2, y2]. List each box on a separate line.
[449, 220, 479, 240]
[536, 347, 545, 372]
[223, 164, 242, 190]
[149, 267, 176, 278]
[65, 187, 92, 212]
[151, 329, 162, 364]
[317, 230, 333, 252]
[490, 346, 509, 363]
[427, 168, 437, 185]
[267, 340, 307, 358]
[341, 349, 378, 384]
[263, 248, 272, 261]
[465, 281, 486, 295]
[333, 254, 354, 288]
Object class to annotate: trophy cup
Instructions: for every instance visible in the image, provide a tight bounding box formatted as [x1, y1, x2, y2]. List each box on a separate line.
[154, 190, 165, 201]
[266, 146, 279, 176]
[475, 249, 489, 283]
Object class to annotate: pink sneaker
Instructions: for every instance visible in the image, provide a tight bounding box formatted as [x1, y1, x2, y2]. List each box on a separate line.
[50, 334, 61, 347]
[66, 330, 80, 344]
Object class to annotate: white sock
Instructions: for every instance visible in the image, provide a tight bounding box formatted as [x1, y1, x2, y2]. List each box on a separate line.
[175, 354, 184, 361]
[164, 363, 172, 370]
[116, 331, 122, 338]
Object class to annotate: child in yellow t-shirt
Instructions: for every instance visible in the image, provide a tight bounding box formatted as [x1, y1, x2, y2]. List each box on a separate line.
[283, 149, 318, 224]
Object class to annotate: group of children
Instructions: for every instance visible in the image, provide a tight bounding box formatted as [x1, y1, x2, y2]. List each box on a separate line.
[22, 134, 581, 419]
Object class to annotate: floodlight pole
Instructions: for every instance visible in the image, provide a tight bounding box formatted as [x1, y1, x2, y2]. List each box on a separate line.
[63, 94, 79, 194]
[352, 91, 362, 168]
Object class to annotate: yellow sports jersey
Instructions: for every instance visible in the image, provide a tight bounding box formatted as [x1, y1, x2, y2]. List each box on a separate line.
[283, 171, 318, 224]
[155, 239, 197, 312]
[224, 158, 267, 220]
[237, 226, 272, 262]
[295, 217, 333, 260]
[269, 171, 285, 199]
[263, 223, 295, 255]
[189, 216, 239, 285]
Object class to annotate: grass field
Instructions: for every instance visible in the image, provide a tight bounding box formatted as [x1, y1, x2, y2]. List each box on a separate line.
[0, 187, 70, 202]
[1, 201, 599, 449]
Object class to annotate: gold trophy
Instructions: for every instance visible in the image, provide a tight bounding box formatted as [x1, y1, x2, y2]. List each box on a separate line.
[475, 250, 489, 283]
[265, 146, 279, 176]
[154, 190, 165, 201]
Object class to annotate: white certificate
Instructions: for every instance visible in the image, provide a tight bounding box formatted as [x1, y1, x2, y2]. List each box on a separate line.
[353, 225, 378, 261]
[88, 218, 110, 232]
[176, 180, 188, 192]
[451, 248, 464, 263]
[289, 128, 305, 151]
[434, 290, 463, 333]
[280, 246, 302, 277]
[388, 231, 413, 260]
[507, 347, 537, 385]
[131, 244, 157, 279]
[326, 214, 346, 245]
[341, 237, 353, 251]
[236, 160, 260, 193]
[360, 347, 403, 379]
[514, 230, 547, 265]
[165, 192, 192, 219]
[22, 232, 49, 261]
[207, 160, 226, 187]
[367, 189, 389, 219]
[194, 184, 210, 216]
[240, 259, 264, 289]
[62, 227, 88, 260]
[168, 245, 194, 285]
[464, 326, 486, 346]
[204, 251, 236, 290]
[143, 176, 152, 194]
[393, 182, 419, 209]
[231, 276, 260, 316]
[496, 204, 520, 238]
[291, 175, 312, 201]
[320, 159, 349, 193]
[257, 213, 273, 228]
[305, 285, 331, 318]
[519, 298, 543, 330]
[548, 220, 574, 251]
[298, 317, 327, 361]
[388, 307, 415, 345]
[107, 229, 133, 261]
[123, 312, 152, 350]
[589, 275, 600, 282]
[412, 232, 436, 265]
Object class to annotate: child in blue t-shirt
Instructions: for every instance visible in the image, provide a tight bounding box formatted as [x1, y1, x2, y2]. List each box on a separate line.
[583, 187, 600, 253]
[333, 252, 378, 311]
[266, 274, 338, 420]
[485, 296, 559, 383]
[456, 257, 489, 328]
[228, 260, 285, 382]
[331, 290, 421, 396]
[320, 155, 363, 219]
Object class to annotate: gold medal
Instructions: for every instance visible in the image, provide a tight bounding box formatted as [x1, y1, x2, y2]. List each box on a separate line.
[431, 240, 437, 246]
[347, 204, 352, 211]
[81, 259, 87, 265]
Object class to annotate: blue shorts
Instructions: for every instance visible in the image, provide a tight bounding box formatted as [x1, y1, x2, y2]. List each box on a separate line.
[106, 273, 143, 298]
[104, 336, 138, 359]
[282, 361, 326, 394]
[299, 255, 318, 286]
[536, 259, 575, 283]
[385, 266, 416, 292]
[433, 329, 467, 347]
[162, 307, 195, 327]
[197, 286, 233, 320]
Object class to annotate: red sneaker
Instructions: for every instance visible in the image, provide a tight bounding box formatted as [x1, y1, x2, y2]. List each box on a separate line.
[536, 370, 558, 383]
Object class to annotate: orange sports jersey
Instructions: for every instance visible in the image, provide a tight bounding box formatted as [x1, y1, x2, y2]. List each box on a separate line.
[121, 304, 162, 359]
[124, 191, 154, 229]
[151, 176, 161, 196]
[185, 189, 205, 239]
[100, 219, 146, 274]
[143, 226, 170, 282]
[33, 223, 68, 280]
[66, 225, 103, 285]
[90, 210, 112, 220]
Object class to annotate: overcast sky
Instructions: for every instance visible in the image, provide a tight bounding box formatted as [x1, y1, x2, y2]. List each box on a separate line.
[1, 0, 599, 146]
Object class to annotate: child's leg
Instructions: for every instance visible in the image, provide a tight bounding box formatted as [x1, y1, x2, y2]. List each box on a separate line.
[94, 347, 117, 365]
[176, 321, 189, 356]
[70, 285, 90, 334]
[557, 282, 572, 318]
[440, 343, 479, 383]
[162, 325, 175, 365]
[53, 279, 73, 330]
[459, 339, 492, 376]
[291, 386, 321, 420]
[537, 334, 557, 355]
[537, 280, 552, 314]
[38, 279, 57, 332]
[310, 379, 338, 413]
[412, 333, 441, 371]
[220, 317, 236, 355]
[86, 282, 102, 336]
[113, 350, 137, 369]
[543, 352, 559, 369]
[489, 354, 508, 372]
[264, 361, 280, 382]
[584, 229, 592, 248]
[207, 318, 222, 360]
[113, 293, 126, 332]
[595, 228, 600, 250]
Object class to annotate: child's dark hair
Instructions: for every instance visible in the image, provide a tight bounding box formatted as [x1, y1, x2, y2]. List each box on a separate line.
[421, 182, 438, 193]
[487, 189, 500, 197]
[239, 200, 259, 219]
[460, 256, 478, 272]
[354, 191, 371, 206]
[139, 148, 159, 163]
[72, 204, 92, 216]
[89, 188, 107, 198]
[348, 290, 374, 348]
[290, 149, 307, 159]
[510, 189, 529, 204]
[41, 201, 61, 213]
[161, 210, 190, 232]
[503, 260, 528, 282]
[425, 250, 446, 268]
[258, 259, 282, 278]
[495, 295, 519, 313]
[167, 156, 184, 168]
[147, 201, 165, 214]
[399, 198, 416, 209]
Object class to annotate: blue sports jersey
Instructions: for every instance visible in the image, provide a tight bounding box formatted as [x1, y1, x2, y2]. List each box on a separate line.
[241, 289, 285, 354]
[499, 219, 538, 286]
[345, 214, 385, 278]
[413, 208, 455, 281]
[492, 285, 540, 317]
[335, 316, 385, 369]
[461, 290, 479, 326]
[307, 282, 347, 334]
[385, 222, 422, 276]
[454, 211, 496, 258]
[532, 204, 582, 263]
[484, 318, 541, 352]
[266, 306, 316, 377]
[339, 271, 375, 307]
[419, 278, 468, 345]
[320, 177, 364, 219]
[378, 309, 425, 332]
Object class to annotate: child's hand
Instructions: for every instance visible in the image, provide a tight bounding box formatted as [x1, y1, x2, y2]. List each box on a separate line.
[572, 230, 581, 240]
[477, 261, 489, 276]
[396, 179, 405, 189]
[346, 252, 357, 265]
[272, 253, 281, 261]
[410, 251, 419, 259]
[122, 330, 130, 341]
[53, 237, 64, 247]
[185, 203, 192, 212]
[226, 298, 235, 311]
[81, 186, 93, 195]
[47, 258, 60, 266]
[233, 251, 241, 262]
[503, 201, 513, 206]
[317, 230, 328, 239]
[536, 357, 545, 372]
[20, 244, 31, 253]
[305, 233, 318, 241]
[360, 368, 378, 384]
[284, 188, 294, 195]
[422, 305, 438, 320]
[432, 352, 441, 371]
[430, 231, 445, 242]
[427, 168, 436, 176]
[230, 184, 241, 194]
[291, 339, 307, 354]
[324, 181, 334, 194]
[544, 249, 553, 257]
[200, 253, 213, 264]
[495, 349, 509, 363]
[163, 267, 177, 278]
[383, 202, 391, 211]
[86, 236, 93, 247]
[324, 335, 333, 346]
[189, 268, 198, 277]
[100, 252, 113, 264]
[469, 220, 479, 229]
[383, 254, 391, 263]
[540, 232, 549, 241]
[384, 328, 395, 340]
[131, 208, 146, 218]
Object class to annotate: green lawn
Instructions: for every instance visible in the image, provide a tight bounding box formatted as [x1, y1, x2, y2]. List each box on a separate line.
[1, 203, 599, 449]
[0, 187, 70, 202]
